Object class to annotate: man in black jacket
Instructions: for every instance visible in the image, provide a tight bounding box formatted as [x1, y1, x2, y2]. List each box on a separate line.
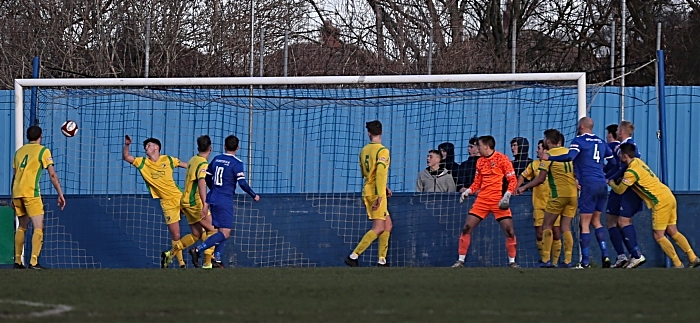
[457, 136, 480, 192]
[438, 142, 462, 190]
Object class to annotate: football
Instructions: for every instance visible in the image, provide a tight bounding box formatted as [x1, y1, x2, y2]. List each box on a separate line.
[61, 120, 79, 137]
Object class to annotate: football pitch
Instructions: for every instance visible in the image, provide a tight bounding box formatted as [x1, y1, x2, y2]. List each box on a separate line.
[0, 268, 697, 322]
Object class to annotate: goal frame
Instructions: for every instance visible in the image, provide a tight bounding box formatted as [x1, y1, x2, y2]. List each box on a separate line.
[14, 73, 587, 152]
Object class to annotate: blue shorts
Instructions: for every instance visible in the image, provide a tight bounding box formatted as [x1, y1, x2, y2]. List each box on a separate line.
[579, 182, 608, 213]
[210, 204, 234, 229]
[607, 190, 643, 217]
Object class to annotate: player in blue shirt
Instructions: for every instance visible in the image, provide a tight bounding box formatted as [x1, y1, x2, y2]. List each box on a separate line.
[189, 135, 260, 268]
[605, 121, 645, 268]
[542, 117, 613, 268]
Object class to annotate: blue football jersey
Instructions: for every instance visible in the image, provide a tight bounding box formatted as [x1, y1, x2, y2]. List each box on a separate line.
[206, 154, 256, 206]
[606, 137, 641, 180]
[568, 133, 612, 183]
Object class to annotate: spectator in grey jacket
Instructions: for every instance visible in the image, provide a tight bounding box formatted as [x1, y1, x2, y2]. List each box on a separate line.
[416, 150, 456, 192]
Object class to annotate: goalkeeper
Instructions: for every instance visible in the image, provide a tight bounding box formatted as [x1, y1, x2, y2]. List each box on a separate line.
[453, 135, 519, 268]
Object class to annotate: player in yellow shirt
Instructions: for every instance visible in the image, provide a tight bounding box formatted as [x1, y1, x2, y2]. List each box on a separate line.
[517, 140, 562, 266]
[122, 134, 189, 268]
[161, 135, 217, 268]
[345, 120, 393, 267]
[11, 126, 66, 269]
[517, 129, 577, 267]
[608, 143, 700, 268]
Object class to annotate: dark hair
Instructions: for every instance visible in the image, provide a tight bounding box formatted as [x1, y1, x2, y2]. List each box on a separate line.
[559, 133, 565, 145]
[537, 139, 544, 148]
[619, 143, 636, 158]
[197, 135, 212, 152]
[366, 120, 382, 136]
[225, 135, 239, 151]
[606, 124, 618, 140]
[26, 126, 42, 141]
[544, 129, 561, 146]
[143, 138, 162, 151]
[478, 135, 496, 149]
[468, 135, 479, 146]
[428, 149, 441, 156]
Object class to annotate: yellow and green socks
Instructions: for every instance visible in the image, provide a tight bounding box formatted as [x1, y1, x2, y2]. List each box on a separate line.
[671, 232, 698, 262]
[352, 230, 378, 257]
[14, 227, 26, 265]
[378, 231, 390, 264]
[551, 239, 562, 264]
[30, 229, 43, 266]
[563, 231, 573, 265]
[541, 229, 553, 263]
[656, 237, 682, 267]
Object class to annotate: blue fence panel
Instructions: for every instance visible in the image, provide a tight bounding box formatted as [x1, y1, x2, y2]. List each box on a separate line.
[1, 86, 699, 194]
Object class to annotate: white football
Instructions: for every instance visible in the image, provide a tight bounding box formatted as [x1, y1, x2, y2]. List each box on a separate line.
[61, 120, 79, 137]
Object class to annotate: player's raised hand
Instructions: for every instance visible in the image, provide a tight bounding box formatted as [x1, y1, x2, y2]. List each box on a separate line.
[124, 135, 132, 145]
[57, 194, 66, 210]
[254, 195, 260, 202]
[540, 154, 549, 161]
[386, 187, 392, 197]
[372, 196, 382, 211]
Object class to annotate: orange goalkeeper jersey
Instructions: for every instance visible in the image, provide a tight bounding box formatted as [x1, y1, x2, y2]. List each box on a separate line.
[468, 151, 517, 202]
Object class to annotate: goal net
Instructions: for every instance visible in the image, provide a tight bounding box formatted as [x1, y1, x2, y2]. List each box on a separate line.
[14, 74, 591, 268]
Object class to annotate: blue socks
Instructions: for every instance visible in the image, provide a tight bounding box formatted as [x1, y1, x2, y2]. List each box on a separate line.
[608, 227, 626, 257]
[621, 225, 642, 259]
[580, 233, 591, 266]
[214, 239, 228, 262]
[196, 231, 226, 254]
[594, 227, 609, 258]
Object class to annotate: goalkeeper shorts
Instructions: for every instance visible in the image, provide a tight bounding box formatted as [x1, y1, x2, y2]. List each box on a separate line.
[469, 199, 512, 220]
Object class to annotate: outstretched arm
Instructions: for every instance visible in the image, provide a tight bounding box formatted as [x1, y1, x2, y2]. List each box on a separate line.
[517, 170, 547, 194]
[122, 135, 135, 164]
[545, 149, 579, 162]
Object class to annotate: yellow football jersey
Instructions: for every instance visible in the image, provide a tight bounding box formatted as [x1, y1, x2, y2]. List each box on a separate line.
[132, 155, 182, 199]
[359, 142, 390, 197]
[521, 160, 550, 209]
[181, 155, 209, 207]
[620, 158, 673, 208]
[539, 147, 577, 198]
[12, 143, 54, 198]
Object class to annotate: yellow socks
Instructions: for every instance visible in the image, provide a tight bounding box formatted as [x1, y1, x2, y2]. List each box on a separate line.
[352, 230, 378, 256]
[378, 231, 390, 262]
[657, 237, 682, 267]
[172, 240, 185, 266]
[30, 229, 43, 266]
[541, 229, 553, 263]
[536, 239, 544, 259]
[14, 227, 26, 264]
[671, 232, 697, 262]
[552, 239, 562, 264]
[563, 231, 573, 265]
[203, 230, 217, 265]
[170, 234, 199, 253]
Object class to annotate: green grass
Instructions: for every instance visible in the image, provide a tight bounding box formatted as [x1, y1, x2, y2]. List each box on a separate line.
[0, 268, 698, 322]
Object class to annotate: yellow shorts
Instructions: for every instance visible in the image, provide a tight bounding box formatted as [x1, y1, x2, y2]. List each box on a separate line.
[545, 197, 578, 218]
[533, 209, 561, 227]
[651, 199, 677, 231]
[363, 196, 389, 220]
[180, 203, 211, 225]
[12, 197, 44, 217]
[160, 198, 181, 225]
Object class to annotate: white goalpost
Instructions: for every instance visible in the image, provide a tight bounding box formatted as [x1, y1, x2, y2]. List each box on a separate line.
[12, 73, 588, 268]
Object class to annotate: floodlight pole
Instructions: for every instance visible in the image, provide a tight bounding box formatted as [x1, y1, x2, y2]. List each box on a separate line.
[248, 0, 255, 181]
